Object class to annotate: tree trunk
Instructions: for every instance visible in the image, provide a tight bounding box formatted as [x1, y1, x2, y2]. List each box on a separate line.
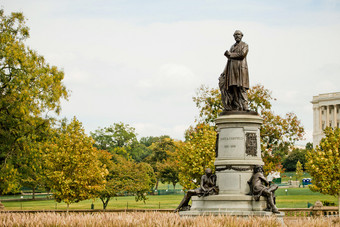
[100, 197, 105, 209]
[173, 183, 176, 191]
[100, 197, 110, 210]
[155, 179, 159, 190]
[104, 199, 109, 210]
[67, 203, 69, 212]
[338, 192, 340, 221]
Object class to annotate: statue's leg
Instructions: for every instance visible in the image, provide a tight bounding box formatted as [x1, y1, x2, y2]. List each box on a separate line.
[262, 190, 279, 213]
[231, 86, 241, 110]
[268, 184, 278, 193]
[265, 197, 271, 211]
[268, 184, 278, 205]
[174, 190, 196, 212]
[174, 194, 189, 211]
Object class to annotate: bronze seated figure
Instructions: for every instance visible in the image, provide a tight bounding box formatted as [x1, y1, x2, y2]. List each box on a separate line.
[248, 165, 280, 213]
[174, 168, 219, 212]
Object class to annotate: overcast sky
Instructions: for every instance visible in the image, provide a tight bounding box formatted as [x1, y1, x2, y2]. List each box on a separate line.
[2, 0, 340, 144]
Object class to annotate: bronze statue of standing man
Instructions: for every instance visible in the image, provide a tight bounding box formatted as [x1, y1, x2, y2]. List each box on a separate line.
[219, 30, 249, 112]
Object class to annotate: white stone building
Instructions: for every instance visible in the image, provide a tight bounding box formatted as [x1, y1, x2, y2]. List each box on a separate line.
[311, 92, 340, 147]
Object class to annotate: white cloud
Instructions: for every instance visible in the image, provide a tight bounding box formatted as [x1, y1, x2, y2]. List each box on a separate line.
[137, 63, 198, 91]
[132, 122, 187, 139]
[2, 1, 340, 143]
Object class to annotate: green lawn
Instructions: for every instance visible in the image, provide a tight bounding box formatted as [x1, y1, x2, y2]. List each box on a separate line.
[2, 194, 184, 210]
[275, 188, 338, 208]
[280, 171, 311, 182]
[2, 188, 338, 210]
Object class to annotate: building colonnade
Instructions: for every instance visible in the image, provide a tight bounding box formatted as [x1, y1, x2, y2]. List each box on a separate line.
[311, 92, 340, 147]
[313, 104, 339, 131]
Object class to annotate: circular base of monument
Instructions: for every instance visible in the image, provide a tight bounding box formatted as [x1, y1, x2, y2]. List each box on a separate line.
[190, 195, 267, 211]
[179, 210, 285, 217]
[179, 195, 285, 224]
[220, 110, 258, 116]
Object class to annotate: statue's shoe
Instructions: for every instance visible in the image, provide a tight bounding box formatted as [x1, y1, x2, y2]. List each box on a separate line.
[272, 208, 280, 214]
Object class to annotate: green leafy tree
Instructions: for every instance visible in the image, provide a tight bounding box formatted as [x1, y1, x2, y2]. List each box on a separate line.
[14, 121, 54, 199]
[145, 137, 177, 190]
[177, 123, 216, 190]
[91, 123, 137, 150]
[282, 148, 307, 171]
[44, 118, 107, 209]
[306, 127, 340, 215]
[192, 84, 304, 174]
[295, 160, 303, 182]
[0, 10, 68, 195]
[97, 150, 156, 209]
[156, 142, 180, 190]
[305, 142, 313, 151]
[91, 123, 151, 162]
[157, 161, 179, 190]
[128, 142, 152, 163]
[140, 135, 170, 147]
[17, 141, 45, 199]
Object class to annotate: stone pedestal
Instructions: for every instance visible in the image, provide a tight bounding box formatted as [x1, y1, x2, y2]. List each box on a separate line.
[215, 114, 263, 195]
[180, 114, 284, 218]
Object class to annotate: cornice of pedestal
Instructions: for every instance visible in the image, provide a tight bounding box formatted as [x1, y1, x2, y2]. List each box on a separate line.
[214, 159, 264, 166]
[215, 114, 263, 125]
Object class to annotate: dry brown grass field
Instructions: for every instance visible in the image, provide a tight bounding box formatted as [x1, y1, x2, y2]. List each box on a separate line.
[0, 212, 339, 227]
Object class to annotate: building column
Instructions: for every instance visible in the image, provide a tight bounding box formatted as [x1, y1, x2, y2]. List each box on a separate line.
[326, 105, 330, 128]
[334, 105, 338, 128]
[313, 107, 318, 132]
[319, 106, 323, 130]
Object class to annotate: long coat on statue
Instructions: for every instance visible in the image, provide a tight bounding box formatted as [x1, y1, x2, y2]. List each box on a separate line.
[221, 41, 249, 89]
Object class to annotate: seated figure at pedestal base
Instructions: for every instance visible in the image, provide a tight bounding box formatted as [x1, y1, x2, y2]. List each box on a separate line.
[248, 165, 280, 213]
[174, 168, 219, 212]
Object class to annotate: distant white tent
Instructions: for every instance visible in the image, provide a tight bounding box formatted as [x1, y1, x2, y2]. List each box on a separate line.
[267, 171, 281, 182]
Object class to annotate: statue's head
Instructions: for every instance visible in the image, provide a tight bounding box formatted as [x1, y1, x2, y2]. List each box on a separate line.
[205, 168, 212, 175]
[254, 165, 263, 173]
[233, 30, 243, 42]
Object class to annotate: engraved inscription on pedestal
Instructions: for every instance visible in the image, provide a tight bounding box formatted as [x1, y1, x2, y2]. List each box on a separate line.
[217, 173, 241, 191]
[218, 128, 244, 159]
[245, 132, 257, 156]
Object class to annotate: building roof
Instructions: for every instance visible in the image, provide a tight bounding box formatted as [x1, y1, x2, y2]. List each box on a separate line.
[311, 92, 340, 104]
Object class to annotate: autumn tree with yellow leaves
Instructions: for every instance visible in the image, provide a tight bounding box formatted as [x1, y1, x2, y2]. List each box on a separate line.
[44, 118, 107, 209]
[0, 10, 68, 195]
[177, 123, 216, 190]
[306, 127, 340, 215]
